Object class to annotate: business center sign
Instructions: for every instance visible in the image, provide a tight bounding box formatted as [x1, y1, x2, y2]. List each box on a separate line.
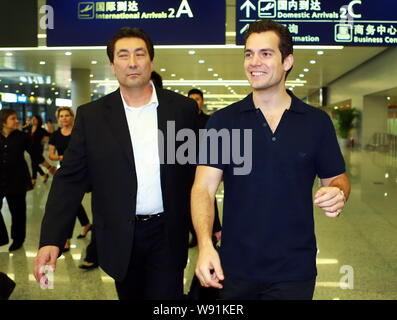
[47, 0, 225, 46]
[236, 0, 397, 46]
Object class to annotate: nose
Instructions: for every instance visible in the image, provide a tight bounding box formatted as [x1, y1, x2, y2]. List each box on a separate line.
[128, 55, 137, 68]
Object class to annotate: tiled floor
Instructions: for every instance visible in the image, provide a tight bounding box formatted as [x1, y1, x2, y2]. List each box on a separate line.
[1, 147, 397, 299]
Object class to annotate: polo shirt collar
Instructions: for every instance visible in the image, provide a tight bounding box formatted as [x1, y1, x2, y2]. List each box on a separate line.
[239, 89, 308, 114]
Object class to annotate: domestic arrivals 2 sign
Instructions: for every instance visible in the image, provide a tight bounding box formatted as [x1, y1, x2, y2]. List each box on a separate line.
[47, 0, 225, 46]
[236, 0, 397, 46]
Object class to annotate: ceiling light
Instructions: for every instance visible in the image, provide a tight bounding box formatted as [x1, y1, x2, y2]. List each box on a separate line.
[179, 78, 184, 81]
[90, 74, 94, 78]
[171, 74, 176, 77]
[218, 78, 223, 81]
[208, 68, 213, 72]
[175, 89, 179, 93]
[303, 68, 309, 72]
[299, 74, 304, 78]
[19, 83, 23, 86]
[55, 92, 59, 95]
[310, 60, 316, 64]
[65, 52, 72, 56]
[160, 68, 166, 72]
[188, 50, 196, 55]
[387, 96, 391, 100]
[31, 92, 35, 95]
[198, 60, 205, 64]
[317, 51, 324, 55]
[213, 73, 218, 77]
[4, 85, 9, 88]
[39, 61, 46, 65]
[5, 52, 13, 56]
[15, 90, 19, 93]
[35, 85, 39, 88]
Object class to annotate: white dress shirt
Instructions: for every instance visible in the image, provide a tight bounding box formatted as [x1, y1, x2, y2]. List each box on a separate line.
[121, 82, 164, 215]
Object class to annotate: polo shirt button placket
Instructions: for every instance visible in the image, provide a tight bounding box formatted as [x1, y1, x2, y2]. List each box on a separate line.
[272, 136, 277, 142]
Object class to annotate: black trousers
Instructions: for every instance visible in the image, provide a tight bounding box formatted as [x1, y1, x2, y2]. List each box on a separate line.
[31, 161, 45, 180]
[67, 204, 90, 239]
[115, 213, 184, 300]
[219, 276, 316, 300]
[84, 227, 98, 263]
[0, 193, 27, 245]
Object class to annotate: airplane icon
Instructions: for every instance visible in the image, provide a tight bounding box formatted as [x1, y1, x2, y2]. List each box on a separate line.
[80, 4, 93, 13]
[258, 0, 276, 18]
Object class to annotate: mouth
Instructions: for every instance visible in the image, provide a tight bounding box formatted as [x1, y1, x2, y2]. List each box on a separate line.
[250, 71, 267, 77]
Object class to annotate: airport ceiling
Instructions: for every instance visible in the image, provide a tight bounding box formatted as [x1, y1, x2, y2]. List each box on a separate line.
[0, 0, 390, 111]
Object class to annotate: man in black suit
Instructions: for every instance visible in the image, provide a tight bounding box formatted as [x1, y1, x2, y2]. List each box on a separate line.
[33, 27, 197, 300]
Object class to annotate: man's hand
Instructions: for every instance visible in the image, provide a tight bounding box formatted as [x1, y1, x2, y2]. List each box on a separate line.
[195, 245, 224, 289]
[48, 166, 57, 176]
[314, 186, 346, 218]
[33, 246, 59, 288]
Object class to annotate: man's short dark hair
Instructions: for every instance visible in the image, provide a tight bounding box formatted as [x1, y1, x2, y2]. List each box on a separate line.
[0, 109, 17, 131]
[244, 19, 293, 77]
[151, 71, 163, 89]
[188, 88, 203, 99]
[107, 27, 154, 63]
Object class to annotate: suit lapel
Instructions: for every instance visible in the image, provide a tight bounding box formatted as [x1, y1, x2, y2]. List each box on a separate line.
[103, 89, 135, 168]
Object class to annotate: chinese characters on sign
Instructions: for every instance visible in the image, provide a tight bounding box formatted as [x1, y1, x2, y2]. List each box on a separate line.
[236, 0, 397, 46]
[47, 0, 225, 46]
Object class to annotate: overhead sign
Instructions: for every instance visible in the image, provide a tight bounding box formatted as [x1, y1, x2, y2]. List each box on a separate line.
[47, 0, 226, 46]
[236, 0, 397, 46]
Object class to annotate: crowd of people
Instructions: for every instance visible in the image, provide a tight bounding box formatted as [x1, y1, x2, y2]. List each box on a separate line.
[1, 20, 350, 301]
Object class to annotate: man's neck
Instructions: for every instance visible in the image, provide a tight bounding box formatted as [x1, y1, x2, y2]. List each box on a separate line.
[120, 83, 153, 108]
[2, 128, 12, 138]
[252, 85, 291, 113]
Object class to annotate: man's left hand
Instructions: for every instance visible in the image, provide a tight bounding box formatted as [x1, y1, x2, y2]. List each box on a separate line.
[314, 187, 346, 218]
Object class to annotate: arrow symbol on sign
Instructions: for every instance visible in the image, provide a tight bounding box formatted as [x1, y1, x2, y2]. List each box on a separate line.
[240, 23, 250, 34]
[240, 0, 256, 18]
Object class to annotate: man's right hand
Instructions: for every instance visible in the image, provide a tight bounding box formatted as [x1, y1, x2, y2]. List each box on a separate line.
[33, 246, 59, 287]
[195, 245, 224, 289]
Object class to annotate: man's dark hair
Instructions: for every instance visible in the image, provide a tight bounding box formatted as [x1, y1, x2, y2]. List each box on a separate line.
[244, 19, 293, 77]
[0, 109, 17, 131]
[188, 88, 203, 99]
[150, 71, 163, 88]
[107, 27, 154, 63]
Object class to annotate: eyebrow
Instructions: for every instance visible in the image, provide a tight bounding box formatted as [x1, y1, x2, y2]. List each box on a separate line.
[244, 48, 275, 53]
[117, 47, 146, 54]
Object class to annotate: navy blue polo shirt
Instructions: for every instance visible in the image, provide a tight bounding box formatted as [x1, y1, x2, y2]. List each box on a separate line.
[201, 90, 345, 283]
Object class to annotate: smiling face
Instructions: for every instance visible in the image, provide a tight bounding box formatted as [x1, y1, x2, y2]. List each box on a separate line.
[111, 37, 153, 91]
[244, 31, 293, 92]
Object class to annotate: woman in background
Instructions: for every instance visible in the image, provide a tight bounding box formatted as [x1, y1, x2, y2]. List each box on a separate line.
[0, 109, 55, 251]
[48, 107, 92, 252]
[28, 115, 49, 186]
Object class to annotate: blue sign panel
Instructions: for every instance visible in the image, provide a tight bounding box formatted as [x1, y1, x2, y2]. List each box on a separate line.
[236, 0, 397, 46]
[47, 0, 226, 46]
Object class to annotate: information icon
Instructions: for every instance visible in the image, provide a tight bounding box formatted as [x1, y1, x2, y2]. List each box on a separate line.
[335, 24, 353, 42]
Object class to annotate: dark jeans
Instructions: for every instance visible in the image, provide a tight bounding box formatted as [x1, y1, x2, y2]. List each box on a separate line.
[0, 193, 27, 245]
[67, 204, 90, 239]
[115, 213, 184, 300]
[219, 276, 316, 300]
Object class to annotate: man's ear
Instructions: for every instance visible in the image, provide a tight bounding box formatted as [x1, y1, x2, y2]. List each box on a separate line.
[283, 54, 294, 72]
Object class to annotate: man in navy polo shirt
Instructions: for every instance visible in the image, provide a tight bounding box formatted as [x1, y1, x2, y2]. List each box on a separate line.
[191, 19, 350, 300]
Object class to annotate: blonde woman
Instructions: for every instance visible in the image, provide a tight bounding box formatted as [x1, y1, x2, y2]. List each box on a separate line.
[48, 107, 92, 251]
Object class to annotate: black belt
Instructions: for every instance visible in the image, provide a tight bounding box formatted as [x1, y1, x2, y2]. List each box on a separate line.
[135, 212, 164, 222]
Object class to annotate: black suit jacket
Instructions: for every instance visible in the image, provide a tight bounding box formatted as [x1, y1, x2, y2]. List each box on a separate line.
[39, 88, 197, 281]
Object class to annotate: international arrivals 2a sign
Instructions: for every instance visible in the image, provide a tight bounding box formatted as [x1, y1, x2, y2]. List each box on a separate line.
[47, 0, 225, 46]
[236, 0, 397, 46]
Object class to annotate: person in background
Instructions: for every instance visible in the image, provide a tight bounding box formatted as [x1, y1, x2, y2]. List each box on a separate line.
[187, 88, 222, 248]
[28, 115, 50, 186]
[150, 70, 163, 89]
[192, 19, 350, 300]
[48, 107, 92, 252]
[0, 109, 56, 252]
[45, 119, 55, 135]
